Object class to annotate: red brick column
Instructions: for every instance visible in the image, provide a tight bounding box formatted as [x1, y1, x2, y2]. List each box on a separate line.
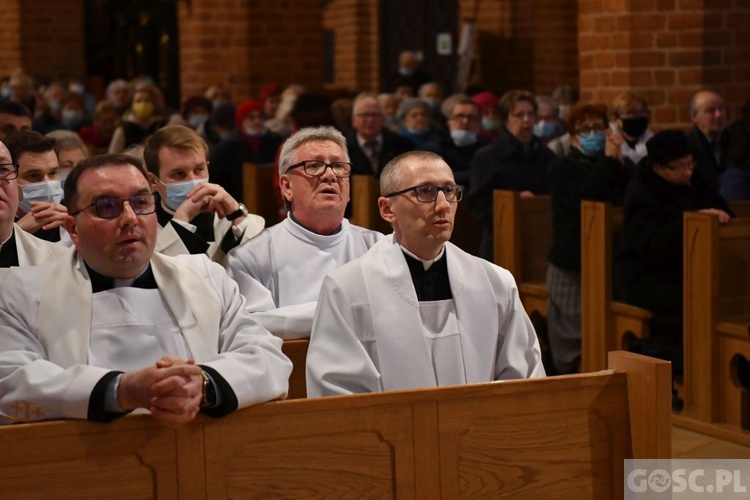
[0, 0, 84, 80]
[579, 0, 750, 129]
[0, 0, 22, 75]
[324, 0, 379, 92]
[179, 0, 326, 102]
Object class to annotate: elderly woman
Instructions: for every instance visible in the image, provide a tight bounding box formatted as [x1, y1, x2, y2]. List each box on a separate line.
[610, 91, 653, 165]
[546, 103, 630, 374]
[396, 98, 441, 150]
[469, 90, 557, 261]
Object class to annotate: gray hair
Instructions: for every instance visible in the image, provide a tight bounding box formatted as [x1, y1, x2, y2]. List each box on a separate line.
[689, 89, 723, 118]
[380, 150, 445, 195]
[278, 126, 349, 176]
[46, 130, 88, 157]
[397, 98, 431, 122]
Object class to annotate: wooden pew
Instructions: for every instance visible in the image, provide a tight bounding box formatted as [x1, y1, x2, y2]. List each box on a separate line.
[0, 352, 670, 499]
[673, 213, 750, 445]
[282, 339, 309, 399]
[492, 190, 552, 318]
[580, 201, 653, 372]
[350, 174, 483, 255]
[242, 162, 280, 226]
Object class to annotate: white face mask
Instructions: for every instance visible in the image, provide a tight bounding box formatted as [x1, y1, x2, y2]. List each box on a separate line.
[159, 177, 208, 211]
[18, 180, 63, 214]
[450, 128, 478, 147]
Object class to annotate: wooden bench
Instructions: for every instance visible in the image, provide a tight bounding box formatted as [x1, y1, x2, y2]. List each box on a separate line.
[0, 351, 670, 499]
[492, 190, 551, 318]
[581, 201, 653, 372]
[350, 174, 483, 255]
[242, 162, 280, 226]
[673, 213, 750, 445]
[282, 339, 309, 399]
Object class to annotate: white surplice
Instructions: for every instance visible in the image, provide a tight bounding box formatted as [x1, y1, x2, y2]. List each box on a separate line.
[156, 210, 265, 265]
[0, 251, 292, 424]
[227, 217, 383, 339]
[306, 235, 545, 397]
[0, 224, 71, 280]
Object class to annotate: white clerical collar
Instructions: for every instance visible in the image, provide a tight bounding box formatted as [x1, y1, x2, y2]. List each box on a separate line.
[400, 244, 445, 271]
[286, 213, 346, 248]
[0, 230, 11, 252]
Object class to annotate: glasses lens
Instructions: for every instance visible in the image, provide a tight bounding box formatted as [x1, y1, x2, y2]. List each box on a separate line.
[0, 164, 16, 180]
[330, 162, 351, 177]
[130, 194, 155, 214]
[94, 197, 123, 218]
[303, 161, 326, 176]
[414, 185, 438, 202]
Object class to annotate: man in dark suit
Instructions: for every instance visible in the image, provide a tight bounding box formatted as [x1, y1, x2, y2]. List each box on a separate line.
[686, 90, 730, 188]
[345, 93, 413, 179]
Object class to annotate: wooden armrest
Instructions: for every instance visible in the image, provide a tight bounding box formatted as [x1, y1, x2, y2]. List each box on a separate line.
[610, 301, 653, 319]
[716, 319, 750, 339]
[519, 282, 548, 298]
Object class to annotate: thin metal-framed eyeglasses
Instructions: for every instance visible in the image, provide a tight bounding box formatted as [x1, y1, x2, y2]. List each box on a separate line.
[384, 184, 464, 203]
[0, 162, 20, 181]
[286, 160, 352, 178]
[70, 193, 157, 219]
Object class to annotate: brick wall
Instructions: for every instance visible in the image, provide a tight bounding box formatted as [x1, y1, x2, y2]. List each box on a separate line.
[0, 0, 22, 75]
[459, 0, 579, 97]
[579, 0, 750, 130]
[179, 0, 326, 102]
[324, 0, 380, 93]
[0, 0, 84, 81]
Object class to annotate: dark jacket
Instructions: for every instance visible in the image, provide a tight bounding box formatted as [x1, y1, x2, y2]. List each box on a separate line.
[427, 131, 488, 189]
[687, 124, 730, 188]
[548, 149, 630, 272]
[615, 159, 731, 324]
[468, 130, 556, 260]
[346, 128, 414, 178]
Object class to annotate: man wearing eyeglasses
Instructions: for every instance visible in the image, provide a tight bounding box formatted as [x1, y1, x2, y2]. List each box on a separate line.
[227, 126, 383, 339]
[143, 125, 265, 265]
[346, 93, 413, 178]
[0, 140, 67, 278]
[306, 150, 545, 397]
[616, 130, 731, 374]
[0, 153, 291, 425]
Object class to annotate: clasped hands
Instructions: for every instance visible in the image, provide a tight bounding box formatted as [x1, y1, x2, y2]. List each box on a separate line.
[172, 182, 243, 225]
[117, 356, 204, 426]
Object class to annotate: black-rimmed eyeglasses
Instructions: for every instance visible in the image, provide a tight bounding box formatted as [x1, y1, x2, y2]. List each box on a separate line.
[0, 162, 19, 181]
[286, 160, 352, 178]
[384, 184, 464, 203]
[70, 193, 157, 219]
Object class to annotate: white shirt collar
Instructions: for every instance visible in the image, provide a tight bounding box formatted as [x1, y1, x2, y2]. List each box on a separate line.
[400, 244, 445, 271]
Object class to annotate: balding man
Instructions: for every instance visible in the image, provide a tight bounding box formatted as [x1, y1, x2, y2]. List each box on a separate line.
[687, 90, 730, 187]
[306, 150, 544, 397]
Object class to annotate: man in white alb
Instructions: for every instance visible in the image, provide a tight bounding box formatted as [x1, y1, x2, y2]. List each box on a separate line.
[306, 150, 545, 397]
[0, 139, 68, 278]
[0, 154, 291, 425]
[144, 125, 265, 265]
[227, 126, 383, 338]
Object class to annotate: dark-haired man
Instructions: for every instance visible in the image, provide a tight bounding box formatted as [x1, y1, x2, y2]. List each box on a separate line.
[0, 154, 291, 425]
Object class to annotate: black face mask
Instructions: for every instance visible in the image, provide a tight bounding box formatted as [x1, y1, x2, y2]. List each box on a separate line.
[621, 116, 650, 138]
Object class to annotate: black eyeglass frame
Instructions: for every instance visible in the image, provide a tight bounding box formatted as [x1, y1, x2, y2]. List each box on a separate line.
[0, 162, 20, 180]
[286, 160, 353, 178]
[384, 184, 464, 203]
[70, 193, 157, 219]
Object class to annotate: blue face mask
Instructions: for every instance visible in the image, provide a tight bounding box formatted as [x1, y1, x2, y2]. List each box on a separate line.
[159, 177, 208, 211]
[482, 117, 499, 132]
[533, 120, 557, 139]
[578, 131, 606, 157]
[19, 180, 64, 214]
[188, 114, 208, 129]
[62, 109, 84, 130]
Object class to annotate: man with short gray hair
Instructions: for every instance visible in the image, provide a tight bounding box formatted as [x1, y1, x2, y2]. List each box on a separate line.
[228, 126, 383, 338]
